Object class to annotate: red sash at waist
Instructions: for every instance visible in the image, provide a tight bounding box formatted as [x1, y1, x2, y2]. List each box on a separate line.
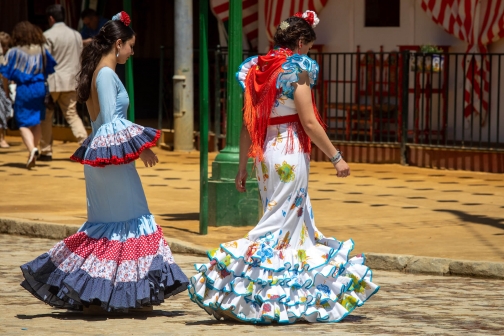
[268, 114, 300, 125]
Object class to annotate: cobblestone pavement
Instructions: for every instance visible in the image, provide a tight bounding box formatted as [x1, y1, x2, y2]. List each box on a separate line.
[0, 235, 502, 336]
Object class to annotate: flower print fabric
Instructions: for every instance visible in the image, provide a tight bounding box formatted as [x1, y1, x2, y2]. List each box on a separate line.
[188, 53, 379, 323]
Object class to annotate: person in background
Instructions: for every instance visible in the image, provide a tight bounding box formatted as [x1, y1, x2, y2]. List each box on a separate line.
[40, 4, 88, 161]
[0, 32, 12, 148]
[0, 22, 56, 169]
[80, 8, 107, 47]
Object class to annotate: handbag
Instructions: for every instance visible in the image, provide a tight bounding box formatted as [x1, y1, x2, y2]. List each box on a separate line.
[41, 46, 55, 110]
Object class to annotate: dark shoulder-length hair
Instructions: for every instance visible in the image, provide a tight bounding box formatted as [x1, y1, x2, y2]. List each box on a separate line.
[76, 20, 135, 102]
[11, 21, 46, 47]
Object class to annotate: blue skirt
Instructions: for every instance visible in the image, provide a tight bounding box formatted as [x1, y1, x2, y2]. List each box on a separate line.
[14, 81, 46, 128]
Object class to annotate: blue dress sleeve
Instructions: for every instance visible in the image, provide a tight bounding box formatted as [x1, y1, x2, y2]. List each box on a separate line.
[43, 49, 57, 77]
[96, 67, 119, 117]
[276, 54, 319, 99]
[0, 49, 15, 80]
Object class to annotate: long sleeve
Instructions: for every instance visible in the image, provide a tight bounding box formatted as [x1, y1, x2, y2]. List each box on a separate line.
[96, 67, 118, 121]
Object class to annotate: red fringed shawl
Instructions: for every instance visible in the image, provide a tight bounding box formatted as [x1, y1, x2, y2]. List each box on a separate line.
[243, 48, 325, 162]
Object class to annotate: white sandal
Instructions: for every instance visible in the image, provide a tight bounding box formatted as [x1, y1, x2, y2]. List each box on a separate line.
[26, 148, 39, 169]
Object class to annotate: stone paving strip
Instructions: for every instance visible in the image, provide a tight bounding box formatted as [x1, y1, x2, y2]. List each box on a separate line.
[1, 217, 503, 280]
[0, 234, 502, 336]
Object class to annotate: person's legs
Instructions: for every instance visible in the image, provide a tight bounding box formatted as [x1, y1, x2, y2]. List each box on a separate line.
[31, 124, 41, 149]
[19, 127, 35, 153]
[40, 92, 59, 156]
[60, 91, 87, 143]
[0, 128, 9, 148]
[20, 124, 41, 169]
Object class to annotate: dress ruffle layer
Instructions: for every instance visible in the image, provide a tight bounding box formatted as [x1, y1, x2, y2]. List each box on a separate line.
[188, 237, 379, 324]
[70, 118, 160, 167]
[20, 220, 189, 311]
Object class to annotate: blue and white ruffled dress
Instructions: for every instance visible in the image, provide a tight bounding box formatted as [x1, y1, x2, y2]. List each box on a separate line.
[20, 67, 188, 311]
[188, 52, 379, 323]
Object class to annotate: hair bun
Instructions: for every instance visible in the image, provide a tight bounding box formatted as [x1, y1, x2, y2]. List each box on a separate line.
[112, 11, 131, 26]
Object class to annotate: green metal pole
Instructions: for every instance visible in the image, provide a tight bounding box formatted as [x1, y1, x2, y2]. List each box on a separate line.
[220, 0, 242, 155]
[123, 0, 135, 122]
[199, 0, 209, 235]
[207, 0, 258, 227]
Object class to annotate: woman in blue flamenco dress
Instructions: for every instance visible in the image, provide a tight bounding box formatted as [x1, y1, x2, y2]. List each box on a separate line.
[19, 12, 188, 312]
[188, 11, 379, 323]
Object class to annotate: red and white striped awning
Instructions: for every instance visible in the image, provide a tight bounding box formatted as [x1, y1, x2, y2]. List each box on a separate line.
[210, 0, 259, 49]
[264, 0, 328, 43]
[210, 0, 328, 50]
[421, 0, 504, 123]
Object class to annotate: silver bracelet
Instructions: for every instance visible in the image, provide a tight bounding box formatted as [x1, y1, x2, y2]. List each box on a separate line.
[330, 151, 342, 164]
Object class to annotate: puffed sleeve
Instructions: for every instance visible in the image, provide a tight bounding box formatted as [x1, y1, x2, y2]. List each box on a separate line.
[236, 56, 258, 91]
[276, 54, 319, 99]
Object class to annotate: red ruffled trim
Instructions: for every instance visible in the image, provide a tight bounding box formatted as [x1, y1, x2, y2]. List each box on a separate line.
[70, 129, 161, 168]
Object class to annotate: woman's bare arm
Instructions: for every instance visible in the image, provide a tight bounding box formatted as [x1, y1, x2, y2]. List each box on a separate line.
[235, 124, 252, 192]
[2, 77, 8, 97]
[293, 71, 350, 177]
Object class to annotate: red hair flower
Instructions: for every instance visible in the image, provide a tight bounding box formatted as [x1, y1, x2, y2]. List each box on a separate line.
[112, 11, 131, 26]
[294, 10, 319, 28]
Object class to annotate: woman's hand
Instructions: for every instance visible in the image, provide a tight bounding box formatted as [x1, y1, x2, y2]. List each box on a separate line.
[235, 169, 248, 192]
[334, 159, 350, 178]
[139, 148, 158, 167]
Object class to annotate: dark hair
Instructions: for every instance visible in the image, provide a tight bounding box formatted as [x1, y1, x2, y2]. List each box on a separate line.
[76, 20, 135, 102]
[273, 16, 316, 50]
[11, 21, 46, 47]
[46, 4, 65, 23]
[0, 32, 11, 53]
[81, 8, 98, 20]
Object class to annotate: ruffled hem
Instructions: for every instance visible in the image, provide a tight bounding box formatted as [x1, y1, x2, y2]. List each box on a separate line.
[188, 238, 379, 324]
[20, 220, 189, 311]
[70, 119, 160, 167]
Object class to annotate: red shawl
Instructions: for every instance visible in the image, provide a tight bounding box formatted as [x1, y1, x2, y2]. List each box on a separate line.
[243, 48, 324, 162]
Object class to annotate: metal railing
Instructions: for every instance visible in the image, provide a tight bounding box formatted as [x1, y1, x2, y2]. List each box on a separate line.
[212, 49, 504, 153]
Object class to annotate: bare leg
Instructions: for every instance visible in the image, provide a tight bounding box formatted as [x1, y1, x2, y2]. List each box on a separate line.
[31, 124, 41, 149]
[0, 129, 9, 148]
[20, 125, 40, 169]
[19, 127, 35, 153]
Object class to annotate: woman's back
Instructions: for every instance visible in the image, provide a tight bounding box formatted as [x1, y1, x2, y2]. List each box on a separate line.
[86, 66, 129, 129]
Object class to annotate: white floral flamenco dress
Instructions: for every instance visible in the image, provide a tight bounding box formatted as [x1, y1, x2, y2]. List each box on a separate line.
[188, 48, 379, 323]
[20, 67, 189, 311]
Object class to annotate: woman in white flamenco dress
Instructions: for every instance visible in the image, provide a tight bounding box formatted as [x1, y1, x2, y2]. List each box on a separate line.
[188, 11, 379, 324]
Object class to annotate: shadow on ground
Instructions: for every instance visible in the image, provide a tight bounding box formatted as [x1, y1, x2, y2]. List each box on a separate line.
[16, 310, 185, 321]
[434, 209, 504, 230]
